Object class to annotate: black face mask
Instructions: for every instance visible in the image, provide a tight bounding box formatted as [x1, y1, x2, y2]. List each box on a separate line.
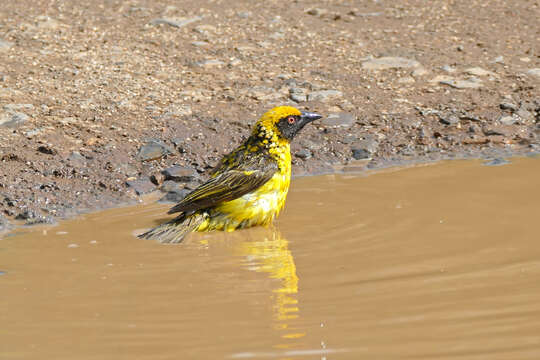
[276, 111, 322, 140]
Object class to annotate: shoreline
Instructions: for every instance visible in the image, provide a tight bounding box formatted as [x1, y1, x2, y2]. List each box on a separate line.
[1, 150, 537, 238]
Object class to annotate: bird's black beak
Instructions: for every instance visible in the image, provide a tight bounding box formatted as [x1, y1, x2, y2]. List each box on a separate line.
[300, 111, 322, 124]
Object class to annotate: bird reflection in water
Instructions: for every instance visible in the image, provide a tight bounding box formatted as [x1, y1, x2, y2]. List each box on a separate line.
[233, 227, 305, 345]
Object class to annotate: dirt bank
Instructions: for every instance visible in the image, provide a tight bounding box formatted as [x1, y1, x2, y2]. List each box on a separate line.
[0, 0, 538, 229]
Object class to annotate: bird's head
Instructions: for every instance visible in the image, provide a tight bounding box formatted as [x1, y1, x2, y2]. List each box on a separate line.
[254, 106, 322, 142]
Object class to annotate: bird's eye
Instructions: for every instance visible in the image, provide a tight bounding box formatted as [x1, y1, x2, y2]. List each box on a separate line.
[287, 116, 296, 124]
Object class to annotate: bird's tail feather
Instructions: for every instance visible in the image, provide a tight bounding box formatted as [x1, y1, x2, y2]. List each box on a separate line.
[138, 213, 205, 244]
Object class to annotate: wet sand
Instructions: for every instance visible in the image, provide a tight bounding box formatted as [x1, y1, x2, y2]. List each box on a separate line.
[2, 157, 540, 359]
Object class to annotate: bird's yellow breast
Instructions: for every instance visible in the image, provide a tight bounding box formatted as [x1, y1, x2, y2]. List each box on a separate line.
[199, 144, 291, 232]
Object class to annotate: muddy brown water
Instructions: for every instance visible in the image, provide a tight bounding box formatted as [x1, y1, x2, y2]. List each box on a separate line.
[2, 157, 540, 359]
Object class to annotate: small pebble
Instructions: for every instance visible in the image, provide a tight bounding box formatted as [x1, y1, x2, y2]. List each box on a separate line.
[483, 158, 511, 166]
[295, 149, 312, 160]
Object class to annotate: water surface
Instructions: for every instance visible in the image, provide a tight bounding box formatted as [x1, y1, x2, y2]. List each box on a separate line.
[2, 158, 540, 359]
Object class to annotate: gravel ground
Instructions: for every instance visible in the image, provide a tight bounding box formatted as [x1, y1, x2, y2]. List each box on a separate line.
[0, 0, 539, 228]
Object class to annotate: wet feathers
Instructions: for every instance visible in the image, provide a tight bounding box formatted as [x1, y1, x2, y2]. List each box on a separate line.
[139, 106, 320, 243]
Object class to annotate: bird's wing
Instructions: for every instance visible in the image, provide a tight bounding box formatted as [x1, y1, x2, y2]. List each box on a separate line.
[167, 166, 277, 215]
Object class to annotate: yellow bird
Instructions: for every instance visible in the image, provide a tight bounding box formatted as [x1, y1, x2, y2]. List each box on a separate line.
[139, 106, 322, 243]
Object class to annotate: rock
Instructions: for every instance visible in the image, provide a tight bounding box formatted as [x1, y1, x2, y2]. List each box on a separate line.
[399, 145, 416, 156]
[429, 75, 454, 84]
[483, 125, 513, 137]
[348, 10, 382, 17]
[192, 41, 208, 47]
[15, 210, 54, 225]
[439, 114, 460, 125]
[160, 180, 183, 193]
[3, 103, 34, 112]
[516, 108, 535, 123]
[158, 189, 190, 204]
[136, 140, 174, 161]
[229, 58, 242, 67]
[411, 67, 428, 77]
[499, 115, 519, 125]
[171, 138, 185, 149]
[289, 87, 308, 103]
[441, 65, 456, 73]
[483, 158, 511, 166]
[235, 45, 257, 54]
[150, 172, 165, 186]
[269, 32, 284, 40]
[460, 114, 481, 122]
[398, 76, 415, 84]
[492, 56, 504, 63]
[462, 136, 489, 145]
[295, 149, 312, 160]
[351, 148, 371, 160]
[290, 92, 307, 103]
[527, 69, 540, 78]
[85, 137, 99, 146]
[37, 145, 57, 155]
[247, 86, 282, 101]
[362, 57, 421, 70]
[193, 24, 216, 34]
[150, 16, 202, 28]
[164, 103, 192, 117]
[183, 181, 200, 190]
[0, 39, 13, 51]
[68, 151, 86, 166]
[196, 59, 225, 68]
[500, 102, 518, 112]
[322, 113, 355, 127]
[126, 178, 156, 195]
[36, 16, 61, 30]
[237, 11, 252, 19]
[0, 214, 11, 233]
[308, 90, 343, 102]
[284, 78, 297, 87]
[439, 77, 483, 89]
[351, 138, 379, 155]
[306, 8, 328, 17]
[468, 124, 480, 133]
[162, 166, 198, 182]
[0, 111, 29, 128]
[465, 67, 496, 77]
